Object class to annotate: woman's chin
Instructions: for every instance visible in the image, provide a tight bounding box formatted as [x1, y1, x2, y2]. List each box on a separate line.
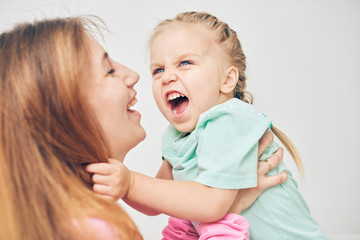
[109, 128, 146, 160]
[130, 127, 147, 148]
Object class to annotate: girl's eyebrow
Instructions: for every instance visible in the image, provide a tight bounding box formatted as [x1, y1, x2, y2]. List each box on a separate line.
[175, 53, 200, 62]
[150, 53, 200, 69]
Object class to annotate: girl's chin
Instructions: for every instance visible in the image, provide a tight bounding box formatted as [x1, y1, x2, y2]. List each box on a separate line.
[171, 121, 196, 133]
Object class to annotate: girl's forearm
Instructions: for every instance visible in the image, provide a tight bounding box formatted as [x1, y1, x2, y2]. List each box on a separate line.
[125, 171, 238, 222]
[122, 198, 161, 216]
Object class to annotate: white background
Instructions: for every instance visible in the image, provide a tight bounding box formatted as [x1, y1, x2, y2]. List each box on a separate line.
[1, 0, 359, 239]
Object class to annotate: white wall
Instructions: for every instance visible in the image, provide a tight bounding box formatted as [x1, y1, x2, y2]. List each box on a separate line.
[1, 0, 359, 239]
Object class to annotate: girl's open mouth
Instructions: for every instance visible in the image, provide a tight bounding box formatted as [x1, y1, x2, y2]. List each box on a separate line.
[167, 92, 189, 116]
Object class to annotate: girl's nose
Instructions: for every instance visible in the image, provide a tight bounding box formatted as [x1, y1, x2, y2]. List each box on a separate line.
[161, 71, 178, 85]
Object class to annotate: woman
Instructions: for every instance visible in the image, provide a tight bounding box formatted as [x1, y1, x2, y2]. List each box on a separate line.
[0, 16, 285, 239]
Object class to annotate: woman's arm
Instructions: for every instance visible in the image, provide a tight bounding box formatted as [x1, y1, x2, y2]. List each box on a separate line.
[228, 147, 286, 214]
[228, 131, 287, 214]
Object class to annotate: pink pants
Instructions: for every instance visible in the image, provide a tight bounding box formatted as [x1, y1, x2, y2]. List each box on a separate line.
[162, 213, 250, 240]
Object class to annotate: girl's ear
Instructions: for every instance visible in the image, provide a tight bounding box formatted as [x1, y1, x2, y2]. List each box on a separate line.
[220, 66, 238, 94]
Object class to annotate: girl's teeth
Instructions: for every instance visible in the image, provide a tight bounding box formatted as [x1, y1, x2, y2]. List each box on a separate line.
[168, 92, 183, 101]
[172, 109, 177, 114]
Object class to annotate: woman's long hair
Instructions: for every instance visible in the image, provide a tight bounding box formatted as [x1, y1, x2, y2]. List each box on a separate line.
[0, 17, 142, 239]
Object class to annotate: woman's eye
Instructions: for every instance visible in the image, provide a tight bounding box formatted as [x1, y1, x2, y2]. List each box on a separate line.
[107, 68, 115, 75]
[153, 68, 164, 75]
[180, 60, 192, 67]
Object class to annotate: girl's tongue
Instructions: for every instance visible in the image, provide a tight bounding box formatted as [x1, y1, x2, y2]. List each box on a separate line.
[169, 95, 189, 115]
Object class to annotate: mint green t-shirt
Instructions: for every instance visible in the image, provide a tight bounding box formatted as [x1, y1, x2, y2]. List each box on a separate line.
[162, 98, 327, 240]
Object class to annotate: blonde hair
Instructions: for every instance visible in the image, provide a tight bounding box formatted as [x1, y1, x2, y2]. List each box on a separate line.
[150, 11, 304, 176]
[0, 17, 142, 239]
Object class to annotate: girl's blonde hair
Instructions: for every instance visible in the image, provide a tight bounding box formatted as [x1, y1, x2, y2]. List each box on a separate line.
[0, 17, 142, 239]
[150, 11, 304, 176]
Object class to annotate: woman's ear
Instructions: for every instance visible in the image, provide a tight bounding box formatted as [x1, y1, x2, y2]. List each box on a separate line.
[220, 66, 238, 94]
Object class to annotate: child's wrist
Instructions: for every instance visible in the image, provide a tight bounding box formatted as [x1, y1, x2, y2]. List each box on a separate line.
[124, 170, 135, 199]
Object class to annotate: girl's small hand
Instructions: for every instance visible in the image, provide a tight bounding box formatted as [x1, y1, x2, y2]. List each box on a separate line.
[86, 158, 132, 201]
[228, 132, 287, 214]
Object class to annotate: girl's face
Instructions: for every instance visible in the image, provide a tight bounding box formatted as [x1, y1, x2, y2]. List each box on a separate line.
[150, 25, 228, 133]
[85, 37, 145, 160]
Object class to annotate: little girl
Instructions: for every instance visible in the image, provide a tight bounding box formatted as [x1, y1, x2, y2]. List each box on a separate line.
[89, 12, 327, 239]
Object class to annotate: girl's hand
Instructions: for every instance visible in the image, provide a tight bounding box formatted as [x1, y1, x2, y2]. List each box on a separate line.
[86, 158, 132, 201]
[228, 132, 287, 214]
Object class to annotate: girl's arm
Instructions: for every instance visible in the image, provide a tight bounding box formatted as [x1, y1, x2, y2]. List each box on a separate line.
[86, 132, 286, 222]
[124, 132, 284, 222]
[86, 158, 238, 221]
[155, 159, 173, 180]
[124, 159, 236, 221]
[126, 169, 238, 222]
[123, 160, 173, 216]
[125, 145, 287, 222]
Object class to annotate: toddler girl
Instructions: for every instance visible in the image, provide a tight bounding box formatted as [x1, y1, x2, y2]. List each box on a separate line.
[148, 11, 327, 239]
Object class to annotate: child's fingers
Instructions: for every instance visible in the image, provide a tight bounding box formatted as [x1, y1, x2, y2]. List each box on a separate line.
[99, 195, 115, 201]
[92, 173, 111, 185]
[108, 158, 122, 165]
[258, 132, 274, 158]
[93, 184, 112, 196]
[86, 163, 114, 175]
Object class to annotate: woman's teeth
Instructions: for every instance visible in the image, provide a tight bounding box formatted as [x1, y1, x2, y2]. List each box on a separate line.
[127, 98, 138, 109]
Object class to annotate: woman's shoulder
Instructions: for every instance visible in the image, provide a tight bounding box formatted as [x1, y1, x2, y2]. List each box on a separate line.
[72, 217, 122, 240]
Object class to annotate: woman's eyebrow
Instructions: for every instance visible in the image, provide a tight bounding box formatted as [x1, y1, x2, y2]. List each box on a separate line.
[102, 52, 110, 68]
[103, 52, 109, 61]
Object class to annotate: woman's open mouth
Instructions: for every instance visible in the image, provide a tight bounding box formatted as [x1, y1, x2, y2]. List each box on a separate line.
[127, 97, 137, 112]
[127, 96, 141, 119]
[166, 91, 189, 116]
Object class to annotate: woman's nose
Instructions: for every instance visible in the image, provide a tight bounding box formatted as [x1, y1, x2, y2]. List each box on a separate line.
[122, 66, 140, 87]
[161, 70, 178, 85]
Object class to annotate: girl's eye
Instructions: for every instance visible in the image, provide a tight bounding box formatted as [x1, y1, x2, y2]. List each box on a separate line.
[153, 68, 164, 75]
[107, 68, 115, 75]
[180, 60, 192, 67]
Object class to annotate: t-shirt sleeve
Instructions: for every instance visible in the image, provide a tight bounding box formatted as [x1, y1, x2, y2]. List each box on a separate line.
[195, 105, 270, 189]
